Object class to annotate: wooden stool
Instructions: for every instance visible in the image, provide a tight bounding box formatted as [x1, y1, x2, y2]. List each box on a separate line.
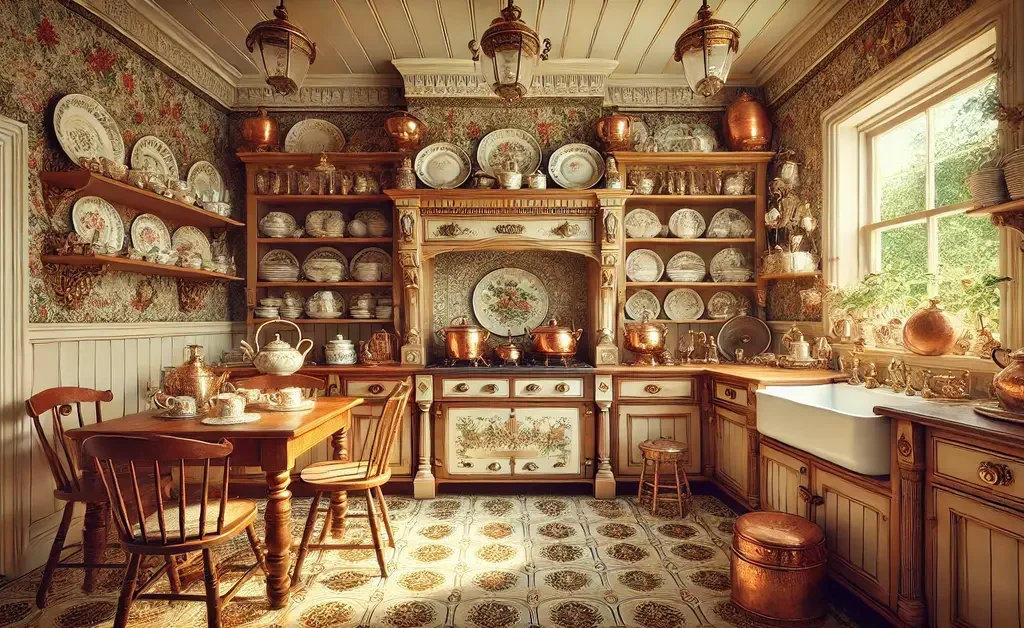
[731, 511, 827, 624]
[637, 439, 692, 517]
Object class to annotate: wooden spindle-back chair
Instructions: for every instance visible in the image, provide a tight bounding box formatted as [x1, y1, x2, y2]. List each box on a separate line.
[83, 434, 266, 628]
[26, 386, 129, 608]
[233, 373, 326, 398]
[292, 381, 412, 579]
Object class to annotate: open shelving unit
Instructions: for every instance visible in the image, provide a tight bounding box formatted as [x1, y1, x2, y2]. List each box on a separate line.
[40, 254, 243, 281]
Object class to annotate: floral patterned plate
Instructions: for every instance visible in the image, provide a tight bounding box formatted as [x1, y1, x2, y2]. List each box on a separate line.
[415, 142, 472, 189]
[668, 208, 706, 238]
[187, 160, 223, 202]
[472, 267, 550, 335]
[548, 143, 604, 190]
[53, 93, 125, 166]
[707, 208, 753, 238]
[130, 213, 171, 253]
[624, 208, 662, 238]
[709, 247, 753, 283]
[171, 226, 211, 262]
[477, 128, 542, 176]
[625, 289, 660, 320]
[707, 290, 751, 319]
[663, 288, 705, 321]
[72, 196, 124, 252]
[284, 119, 345, 153]
[131, 135, 178, 180]
[349, 247, 392, 281]
[625, 249, 665, 282]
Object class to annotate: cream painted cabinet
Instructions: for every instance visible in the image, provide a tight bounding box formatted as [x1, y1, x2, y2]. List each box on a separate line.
[614, 403, 701, 477]
[760, 442, 810, 519]
[813, 467, 891, 608]
[712, 404, 749, 499]
[933, 487, 1024, 627]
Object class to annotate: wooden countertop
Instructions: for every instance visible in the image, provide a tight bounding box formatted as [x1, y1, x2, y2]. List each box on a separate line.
[875, 402, 1024, 447]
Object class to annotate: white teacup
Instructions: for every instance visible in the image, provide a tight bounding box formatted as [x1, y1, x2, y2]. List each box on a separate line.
[268, 387, 304, 409]
[155, 395, 198, 416]
[209, 393, 246, 418]
[233, 388, 264, 405]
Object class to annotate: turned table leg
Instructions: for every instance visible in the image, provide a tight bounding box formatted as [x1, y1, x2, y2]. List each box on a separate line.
[264, 469, 293, 609]
[329, 426, 349, 539]
[80, 464, 107, 593]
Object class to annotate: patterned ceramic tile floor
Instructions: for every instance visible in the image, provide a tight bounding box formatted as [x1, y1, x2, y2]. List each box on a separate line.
[1, 494, 861, 628]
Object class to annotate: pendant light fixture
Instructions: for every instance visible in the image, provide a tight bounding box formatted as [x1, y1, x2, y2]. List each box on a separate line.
[469, 0, 551, 102]
[673, 0, 741, 98]
[245, 1, 317, 96]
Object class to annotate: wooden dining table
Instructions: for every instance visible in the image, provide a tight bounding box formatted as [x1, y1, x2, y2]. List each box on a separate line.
[65, 397, 363, 609]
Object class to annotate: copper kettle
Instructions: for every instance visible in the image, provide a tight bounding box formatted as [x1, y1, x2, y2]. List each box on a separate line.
[992, 347, 1024, 413]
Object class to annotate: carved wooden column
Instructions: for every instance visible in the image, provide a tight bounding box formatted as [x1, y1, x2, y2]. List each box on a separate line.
[413, 374, 436, 498]
[896, 420, 927, 627]
[393, 194, 425, 365]
[746, 383, 760, 509]
[595, 192, 628, 365]
[701, 377, 715, 478]
[594, 375, 615, 498]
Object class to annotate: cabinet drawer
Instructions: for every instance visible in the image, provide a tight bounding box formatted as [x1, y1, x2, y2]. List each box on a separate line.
[441, 378, 510, 398]
[346, 379, 406, 399]
[932, 437, 1024, 503]
[618, 378, 694, 400]
[714, 381, 748, 407]
[513, 378, 584, 398]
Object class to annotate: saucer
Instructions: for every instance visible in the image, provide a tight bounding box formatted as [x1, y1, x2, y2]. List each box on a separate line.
[154, 411, 205, 420]
[252, 399, 315, 412]
[201, 413, 261, 425]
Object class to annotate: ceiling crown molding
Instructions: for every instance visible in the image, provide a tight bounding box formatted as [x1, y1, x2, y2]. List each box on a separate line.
[393, 58, 617, 99]
[234, 74, 405, 111]
[604, 75, 747, 111]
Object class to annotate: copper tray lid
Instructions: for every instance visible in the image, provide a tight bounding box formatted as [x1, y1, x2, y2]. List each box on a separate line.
[733, 512, 826, 568]
[531, 317, 577, 334]
[442, 316, 488, 334]
[718, 315, 771, 361]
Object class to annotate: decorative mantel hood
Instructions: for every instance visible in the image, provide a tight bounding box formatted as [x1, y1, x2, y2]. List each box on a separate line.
[393, 58, 618, 100]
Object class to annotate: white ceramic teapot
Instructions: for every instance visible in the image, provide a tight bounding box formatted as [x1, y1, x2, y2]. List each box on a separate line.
[239, 319, 313, 376]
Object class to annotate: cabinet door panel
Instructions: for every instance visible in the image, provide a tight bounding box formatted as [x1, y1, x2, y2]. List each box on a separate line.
[714, 405, 748, 496]
[760, 442, 809, 518]
[512, 406, 582, 475]
[347, 403, 413, 475]
[813, 468, 890, 606]
[935, 488, 1024, 628]
[615, 404, 701, 477]
[444, 407, 513, 475]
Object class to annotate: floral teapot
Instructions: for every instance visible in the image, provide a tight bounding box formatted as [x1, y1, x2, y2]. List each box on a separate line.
[239, 319, 313, 376]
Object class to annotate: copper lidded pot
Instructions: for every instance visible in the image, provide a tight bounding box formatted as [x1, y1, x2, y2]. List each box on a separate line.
[992, 347, 1024, 413]
[723, 92, 772, 152]
[161, 344, 229, 408]
[384, 111, 428, 152]
[623, 311, 666, 366]
[595, 113, 632, 151]
[239, 107, 279, 152]
[529, 318, 583, 358]
[493, 329, 524, 366]
[902, 298, 960, 356]
[437, 317, 491, 362]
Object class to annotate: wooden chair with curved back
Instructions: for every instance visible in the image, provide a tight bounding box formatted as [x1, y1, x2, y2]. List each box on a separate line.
[84, 434, 267, 628]
[233, 373, 326, 398]
[25, 386, 132, 608]
[292, 381, 412, 580]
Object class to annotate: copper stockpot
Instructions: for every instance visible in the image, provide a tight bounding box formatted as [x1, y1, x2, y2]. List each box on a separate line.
[239, 107, 279, 152]
[992, 347, 1024, 413]
[437, 317, 491, 363]
[731, 512, 827, 624]
[902, 298, 960, 356]
[723, 92, 772, 151]
[384, 111, 428, 152]
[529, 318, 583, 358]
[595, 113, 632, 151]
[623, 313, 666, 366]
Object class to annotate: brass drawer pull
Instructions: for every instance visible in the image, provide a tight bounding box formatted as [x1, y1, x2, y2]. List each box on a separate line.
[798, 486, 824, 506]
[524, 383, 541, 393]
[454, 382, 469, 393]
[644, 384, 662, 395]
[459, 461, 473, 468]
[555, 382, 570, 393]
[488, 462, 502, 471]
[482, 383, 498, 394]
[523, 462, 539, 471]
[724, 388, 737, 400]
[978, 461, 1015, 487]
[367, 383, 385, 395]
[598, 381, 609, 393]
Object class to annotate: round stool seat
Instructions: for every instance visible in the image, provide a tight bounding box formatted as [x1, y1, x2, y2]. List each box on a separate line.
[638, 438, 687, 462]
[731, 512, 827, 624]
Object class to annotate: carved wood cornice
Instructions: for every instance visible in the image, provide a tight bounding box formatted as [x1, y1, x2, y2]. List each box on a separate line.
[419, 206, 598, 216]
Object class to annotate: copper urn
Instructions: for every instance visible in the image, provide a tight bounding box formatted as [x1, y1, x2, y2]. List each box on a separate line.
[731, 511, 827, 623]
[161, 344, 228, 408]
[594, 113, 632, 152]
[723, 92, 772, 151]
[385, 111, 428, 152]
[623, 312, 666, 366]
[992, 347, 1024, 413]
[902, 298, 960, 356]
[239, 107, 279, 152]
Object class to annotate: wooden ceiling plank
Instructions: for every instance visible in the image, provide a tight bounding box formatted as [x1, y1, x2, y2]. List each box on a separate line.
[334, 0, 394, 73]
[366, 0, 422, 60]
[401, 0, 451, 58]
[638, 0, 697, 73]
[733, 0, 810, 74]
[537, 0, 569, 61]
[589, 0, 638, 60]
[561, 0, 602, 58]
[153, 0, 255, 73]
[439, 0, 476, 59]
[615, 0, 676, 72]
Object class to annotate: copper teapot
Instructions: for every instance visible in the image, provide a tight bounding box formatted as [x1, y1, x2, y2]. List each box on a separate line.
[992, 347, 1024, 413]
[160, 344, 228, 408]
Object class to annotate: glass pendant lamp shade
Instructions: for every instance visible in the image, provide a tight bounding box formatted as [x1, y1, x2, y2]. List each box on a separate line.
[470, 0, 551, 102]
[673, 1, 740, 98]
[245, 2, 317, 96]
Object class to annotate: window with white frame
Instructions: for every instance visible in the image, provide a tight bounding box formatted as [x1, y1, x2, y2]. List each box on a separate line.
[850, 64, 1002, 332]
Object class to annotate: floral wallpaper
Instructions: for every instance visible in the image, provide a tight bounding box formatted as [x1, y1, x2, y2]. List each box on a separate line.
[1, 0, 235, 323]
[767, 0, 975, 320]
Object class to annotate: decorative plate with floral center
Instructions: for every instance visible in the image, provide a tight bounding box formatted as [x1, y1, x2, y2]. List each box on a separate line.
[472, 267, 549, 335]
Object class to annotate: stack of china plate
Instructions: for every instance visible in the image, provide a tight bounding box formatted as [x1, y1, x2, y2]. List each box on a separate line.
[710, 248, 754, 283]
[967, 167, 1009, 207]
[1003, 149, 1024, 199]
[666, 251, 707, 282]
[279, 302, 303, 318]
[303, 258, 344, 282]
[374, 304, 393, 320]
[255, 298, 281, 318]
[281, 291, 304, 317]
[349, 293, 376, 319]
[352, 261, 383, 282]
[305, 290, 344, 319]
[258, 212, 298, 238]
[306, 210, 345, 237]
[258, 250, 300, 282]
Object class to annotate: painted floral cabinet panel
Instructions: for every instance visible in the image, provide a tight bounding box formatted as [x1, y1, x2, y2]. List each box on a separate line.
[443, 406, 581, 477]
[425, 217, 594, 242]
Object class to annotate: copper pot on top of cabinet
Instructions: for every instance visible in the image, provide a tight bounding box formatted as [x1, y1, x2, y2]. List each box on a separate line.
[385, 111, 428, 152]
[723, 92, 772, 151]
[992, 347, 1024, 413]
[437, 317, 491, 365]
[595, 113, 632, 152]
[239, 107, 279, 152]
[902, 298, 960, 356]
[529, 318, 583, 358]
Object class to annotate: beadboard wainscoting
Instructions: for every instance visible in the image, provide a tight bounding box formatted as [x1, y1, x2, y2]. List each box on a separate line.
[15, 322, 244, 576]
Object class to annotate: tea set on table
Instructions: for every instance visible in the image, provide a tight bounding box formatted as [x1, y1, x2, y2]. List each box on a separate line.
[154, 384, 315, 425]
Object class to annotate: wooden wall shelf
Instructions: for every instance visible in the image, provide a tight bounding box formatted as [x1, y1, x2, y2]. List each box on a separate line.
[626, 281, 757, 288]
[237, 152, 405, 167]
[255, 281, 392, 288]
[41, 254, 243, 281]
[40, 171, 244, 229]
[255, 237, 393, 244]
[251, 317, 394, 325]
[254, 194, 393, 205]
[626, 238, 755, 245]
[966, 199, 1024, 236]
[625, 194, 758, 203]
[760, 271, 822, 281]
[609, 151, 775, 166]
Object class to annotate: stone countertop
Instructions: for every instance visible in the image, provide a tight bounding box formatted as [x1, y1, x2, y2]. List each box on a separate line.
[595, 364, 844, 385]
[875, 401, 1024, 447]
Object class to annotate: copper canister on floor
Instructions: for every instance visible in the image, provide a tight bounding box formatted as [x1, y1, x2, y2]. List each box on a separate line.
[730, 512, 827, 624]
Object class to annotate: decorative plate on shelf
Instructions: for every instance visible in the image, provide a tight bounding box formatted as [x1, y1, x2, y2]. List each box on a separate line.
[668, 208, 706, 238]
[625, 248, 665, 283]
[349, 247, 392, 280]
[663, 288, 705, 321]
[258, 249, 301, 282]
[624, 208, 662, 238]
[354, 210, 390, 237]
[130, 213, 171, 252]
[625, 289, 660, 321]
[130, 136, 178, 179]
[630, 118, 650, 151]
[719, 315, 771, 360]
[654, 122, 718, 152]
[171, 226, 211, 262]
[258, 211, 298, 238]
[477, 128, 542, 176]
[472, 267, 550, 335]
[186, 161, 223, 201]
[53, 93, 125, 165]
[305, 210, 344, 237]
[709, 247, 753, 283]
[414, 142, 472, 189]
[706, 290, 751, 319]
[548, 143, 604, 190]
[72, 196, 124, 252]
[707, 208, 753, 238]
[302, 247, 348, 282]
[284, 119, 345, 153]
[665, 251, 706, 282]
